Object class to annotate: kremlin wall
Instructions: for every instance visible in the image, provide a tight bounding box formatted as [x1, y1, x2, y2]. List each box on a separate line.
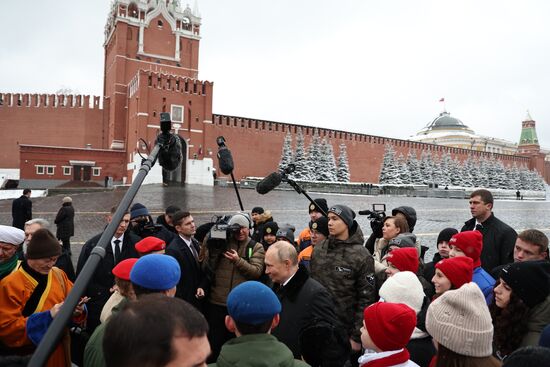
[0, 0, 548, 187]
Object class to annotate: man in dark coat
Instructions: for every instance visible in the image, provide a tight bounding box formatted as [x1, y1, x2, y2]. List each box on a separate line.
[156, 205, 180, 234]
[77, 210, 140, 333]
[266, 241, 349, 364]
[461, 189, 517, 272]
[129, 202, 175, 244]
[54, 196, 75, 255]
[11, 189, 32, 230]
[165, 211, 207, 311]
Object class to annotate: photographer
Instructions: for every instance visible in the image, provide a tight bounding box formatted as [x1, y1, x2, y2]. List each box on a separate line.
[202, 212, 265, 362]
[128, 203, 175, 244]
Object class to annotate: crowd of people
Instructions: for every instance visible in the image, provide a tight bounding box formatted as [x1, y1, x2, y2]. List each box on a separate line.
[1, 188, 550, 366]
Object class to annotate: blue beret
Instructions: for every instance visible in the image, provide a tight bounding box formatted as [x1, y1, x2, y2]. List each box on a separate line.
[227, 281, 281, 325]
[130, 254, 181, 291]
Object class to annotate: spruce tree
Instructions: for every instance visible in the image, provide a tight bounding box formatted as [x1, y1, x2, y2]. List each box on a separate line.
[306, 128, 322, 181]
[397, 153, 410, 184]
[406, 150, 423, 185]
[379, 144, 397, 184]
[337, 143, 351, 182]
[317, 138, 338, 181]
[291, 128, 308, 180]
[278, 131, 293, 172]
[419, 151, 434, 185]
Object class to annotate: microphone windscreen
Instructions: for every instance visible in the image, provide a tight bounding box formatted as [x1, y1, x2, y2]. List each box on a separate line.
[217, 147, 234, 175]
[157, 134, 182, 172]
[256, 172, 282, 195]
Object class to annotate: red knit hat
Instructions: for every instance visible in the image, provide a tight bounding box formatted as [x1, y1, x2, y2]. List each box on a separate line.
[112, 258, 138, 281]
[386, 247, 419, 273]
[135, 236, 166, 254]
[435, 256, 473, 289]
[363, 302, 416, 351]
[449, 231, 483, 268]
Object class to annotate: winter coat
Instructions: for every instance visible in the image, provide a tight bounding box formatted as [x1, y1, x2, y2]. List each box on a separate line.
[205, 237, 265, 306]
[156, 214, 178, 234]
[272, 264, 343, 359]
[462, 213, 517, 272]
[208, 334, 309, 367]
[310, 222, 376, 343]
[473, 266, 495, 304]
[521, 295, 550, 347]
[55, 202, 75, 239]
[11, 195, 32, 230]
[422, 253, 442, 283]
[76, 231, 140, 332]
[251, 211, 273, 242]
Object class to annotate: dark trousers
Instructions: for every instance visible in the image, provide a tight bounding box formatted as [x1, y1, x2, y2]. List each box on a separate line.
[58, 237, 71, 255]
[206, 302, 235, 363]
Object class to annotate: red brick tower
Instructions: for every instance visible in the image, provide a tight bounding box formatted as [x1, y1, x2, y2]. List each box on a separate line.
[103, 0, 213, 184]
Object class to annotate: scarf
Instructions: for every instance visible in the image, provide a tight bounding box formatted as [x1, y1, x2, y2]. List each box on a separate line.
[359, 348, 410, 367]
[0, 254, 19, 280]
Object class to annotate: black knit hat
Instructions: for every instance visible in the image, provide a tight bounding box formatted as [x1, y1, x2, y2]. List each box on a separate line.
[251, 206, 265, 215]
[309, 198, 328, 214]
[437, 228, 459, 245]
[165, 205, 181, 215]
[328, 205, 356, 230]
[309, 217, 329, 238]
[262, 221, 279, 236]
[26, 228, 62, 260]
[392, 206, 417, 232]
[500, 260, 550, 308]
[276, 227, 295, 244]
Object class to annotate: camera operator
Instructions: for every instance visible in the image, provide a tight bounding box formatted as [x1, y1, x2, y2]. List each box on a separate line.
[202, 212, 265, 362]
[365, 206, 418, 256]
[129, 203, 175, 244]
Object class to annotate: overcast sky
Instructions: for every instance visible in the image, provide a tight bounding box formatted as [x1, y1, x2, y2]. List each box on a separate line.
[2, 1, 549, 148]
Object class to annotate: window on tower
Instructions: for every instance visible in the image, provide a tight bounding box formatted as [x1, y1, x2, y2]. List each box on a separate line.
[158, 20, 163, 28]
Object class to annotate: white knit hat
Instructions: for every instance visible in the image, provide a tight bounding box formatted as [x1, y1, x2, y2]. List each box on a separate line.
[379, 271, 424, 314]
[426, 282, 493, 357]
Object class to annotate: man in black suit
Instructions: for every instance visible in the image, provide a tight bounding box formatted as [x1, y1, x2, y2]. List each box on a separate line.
[12, 188, 32, 230]
[166, 211, 207, 311]
[76, 209, 140, 333]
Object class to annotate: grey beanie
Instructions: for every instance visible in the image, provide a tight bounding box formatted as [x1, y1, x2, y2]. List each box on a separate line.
[228, 213, 251, 229]
[328, 205, 355, 229]
[388, 233, 417, 248]
[426, 282, 493, 357]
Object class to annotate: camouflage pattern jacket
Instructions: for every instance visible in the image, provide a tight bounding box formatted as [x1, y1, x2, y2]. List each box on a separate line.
[310, 222, 376, 342]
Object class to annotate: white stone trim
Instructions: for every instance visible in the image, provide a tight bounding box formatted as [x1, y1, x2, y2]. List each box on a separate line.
[190, 129, 203, 133]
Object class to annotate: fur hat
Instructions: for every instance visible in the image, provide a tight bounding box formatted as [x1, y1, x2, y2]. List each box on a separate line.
[26, 228, 61, 260]
[130, 203, 150, 220]
[363, 302, 417, 351]
[379, 271, 425, 314]
[437, 228, 458, 245]
[309, 198, 328, 214]
[112, 258, 139, 281]
[227, 281, 281, 325]
[500, 260, 550, 308]
[426, 283, 493, 357]
[328, 204, 356, 230]
[449, 231, 483, 268]
[386, 247, 419, 273]
[309, 216, 329, 238]
[135, 236, 166, 254]
[262, 221, 279, 236]
[435, 256, 473, 289]
[62, 196, 72, 203]
[130, 254, 181, 291]
[228, 212, 251, 229]
[0, 225, 25, 246]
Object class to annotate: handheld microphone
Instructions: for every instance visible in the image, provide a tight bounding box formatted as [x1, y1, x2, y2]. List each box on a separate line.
[156, 113, 182, 172]
[256, 171, 283, 195]
[216, 136, 234, 175]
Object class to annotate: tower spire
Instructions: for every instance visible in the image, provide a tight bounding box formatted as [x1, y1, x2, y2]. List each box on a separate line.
[518, 110, 540, 154]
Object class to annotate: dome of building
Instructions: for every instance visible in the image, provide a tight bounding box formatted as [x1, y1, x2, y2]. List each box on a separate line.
[418, 111, 473, 135]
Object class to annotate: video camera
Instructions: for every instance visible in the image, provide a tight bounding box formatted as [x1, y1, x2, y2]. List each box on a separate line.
[358, 204, 387, 237]
[209, 215, 242, 240]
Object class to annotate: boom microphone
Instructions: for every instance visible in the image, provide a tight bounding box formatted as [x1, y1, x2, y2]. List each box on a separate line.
[156, 113, 182, 172]
[216, 136, 234, 175]
[256, 171, 283, 195]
